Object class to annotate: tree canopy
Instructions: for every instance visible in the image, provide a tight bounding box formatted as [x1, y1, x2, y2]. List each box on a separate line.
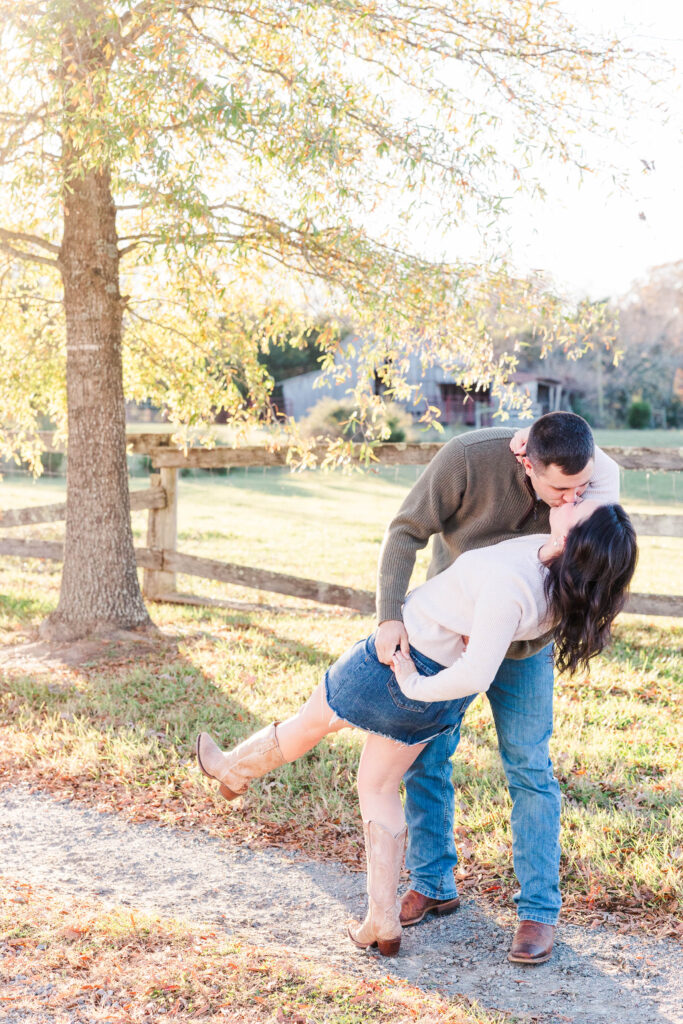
[0, 1, 640, 638]
[0, 0, 632, 467]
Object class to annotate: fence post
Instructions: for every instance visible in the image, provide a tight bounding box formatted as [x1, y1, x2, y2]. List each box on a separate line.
[143, 466, 178, 600]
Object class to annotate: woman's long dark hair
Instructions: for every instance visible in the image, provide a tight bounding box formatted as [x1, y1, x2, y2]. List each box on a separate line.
[545, 504, 638, 675]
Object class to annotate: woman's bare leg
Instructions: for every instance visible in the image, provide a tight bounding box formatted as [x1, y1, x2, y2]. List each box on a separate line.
[196, 682, 349, 798]
[357, 734, 426, 834]
[349, 735, 427, 956]
[275, 681, 350, 762]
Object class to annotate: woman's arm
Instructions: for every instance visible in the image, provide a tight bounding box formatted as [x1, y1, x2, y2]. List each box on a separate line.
[393, 595, 523, 702]
[584, 446, 620, 503]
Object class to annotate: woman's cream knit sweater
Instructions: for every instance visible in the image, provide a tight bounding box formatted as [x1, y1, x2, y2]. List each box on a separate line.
[399, 533, 553, 702]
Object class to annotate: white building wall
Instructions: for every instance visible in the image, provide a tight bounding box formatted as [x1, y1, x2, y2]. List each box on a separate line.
[278, 341, 571, 425]
[280, 369, 355, 420]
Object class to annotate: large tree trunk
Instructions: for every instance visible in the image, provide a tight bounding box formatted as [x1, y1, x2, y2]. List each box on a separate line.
[41, 166, 151, 641]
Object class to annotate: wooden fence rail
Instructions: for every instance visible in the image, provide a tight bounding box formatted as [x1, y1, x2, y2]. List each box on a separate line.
[0, 437, 681, 619]
[0, 486, 165, 528]
[138, 439, 683, 472]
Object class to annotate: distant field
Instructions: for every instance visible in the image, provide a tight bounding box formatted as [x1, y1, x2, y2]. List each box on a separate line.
[5, 425, 682, 508]
[592, 428, 683, 449]
[1, 458, 681, 598]
[123, 423, 683, 448]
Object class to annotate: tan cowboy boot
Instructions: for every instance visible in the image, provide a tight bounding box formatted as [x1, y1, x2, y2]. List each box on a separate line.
[196, 725, 284, 801]
[348, 821, 407, 957]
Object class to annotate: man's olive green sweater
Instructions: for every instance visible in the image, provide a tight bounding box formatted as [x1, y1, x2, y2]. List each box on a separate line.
[376, 427, 619, 660]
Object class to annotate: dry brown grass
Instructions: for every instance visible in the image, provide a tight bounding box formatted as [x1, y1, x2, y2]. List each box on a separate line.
[0, 877, 504, 1024]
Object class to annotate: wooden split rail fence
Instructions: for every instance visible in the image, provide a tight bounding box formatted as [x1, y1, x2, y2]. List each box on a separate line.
[1, 435, 682, 619]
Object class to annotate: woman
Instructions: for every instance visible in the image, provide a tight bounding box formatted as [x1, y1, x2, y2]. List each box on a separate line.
[196, 500, 637, 957]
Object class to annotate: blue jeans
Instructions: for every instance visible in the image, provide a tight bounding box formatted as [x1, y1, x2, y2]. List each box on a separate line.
[402, 645, 561, 925]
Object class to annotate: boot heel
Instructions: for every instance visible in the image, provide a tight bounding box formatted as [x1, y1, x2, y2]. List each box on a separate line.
[218, 781, 239, 801]
[377, 936, 401, 957]
[433, 898, 460, 917]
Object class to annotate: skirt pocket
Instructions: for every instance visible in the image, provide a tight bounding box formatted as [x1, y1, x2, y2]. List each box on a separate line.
[386, 672, 433, 714]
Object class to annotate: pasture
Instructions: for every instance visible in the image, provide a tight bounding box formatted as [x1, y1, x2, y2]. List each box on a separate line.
[1, 462, 681, 933]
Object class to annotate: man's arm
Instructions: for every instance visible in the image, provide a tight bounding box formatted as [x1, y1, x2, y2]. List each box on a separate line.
[376, 437, 469, 624]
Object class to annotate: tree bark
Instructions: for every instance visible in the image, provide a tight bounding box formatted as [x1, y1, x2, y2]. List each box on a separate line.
[41, 165, 151, 640]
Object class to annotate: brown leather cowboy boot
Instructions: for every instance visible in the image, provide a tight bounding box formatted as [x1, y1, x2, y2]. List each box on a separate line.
[508, 920, 555, 964]
[348, 821, 407, 957]
[196, 726, 284, 801]
[399, 889, 461, 926]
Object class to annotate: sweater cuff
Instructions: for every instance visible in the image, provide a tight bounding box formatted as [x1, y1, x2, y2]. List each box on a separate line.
[397, 671, 422, 701]
[376, 599, 405, 624]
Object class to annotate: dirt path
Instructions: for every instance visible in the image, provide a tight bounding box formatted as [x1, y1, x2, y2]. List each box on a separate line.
[1, 785, 680, 1024]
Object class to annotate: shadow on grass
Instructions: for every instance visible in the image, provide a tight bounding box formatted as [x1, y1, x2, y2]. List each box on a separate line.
[0, 613, 338, 754]
[0, 608, 365, 868]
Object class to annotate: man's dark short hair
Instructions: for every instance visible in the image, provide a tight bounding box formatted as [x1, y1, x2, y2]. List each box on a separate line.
[526, 412, 595, 476]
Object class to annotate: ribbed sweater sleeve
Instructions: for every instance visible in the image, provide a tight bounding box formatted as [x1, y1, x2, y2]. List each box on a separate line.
[376, 439, 468, 623]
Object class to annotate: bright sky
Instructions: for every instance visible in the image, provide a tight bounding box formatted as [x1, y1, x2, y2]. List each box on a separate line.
[503, 0, 683, 300]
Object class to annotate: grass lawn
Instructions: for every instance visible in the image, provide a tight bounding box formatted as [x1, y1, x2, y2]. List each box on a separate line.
[123, 424, 683, 449]
[0, 468, 681, 939]
[591, 428, 683, 449]
[2, 460, 682, 591]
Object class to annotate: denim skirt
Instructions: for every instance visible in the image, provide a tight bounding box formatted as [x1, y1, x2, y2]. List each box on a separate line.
[324, 632, 477, 746]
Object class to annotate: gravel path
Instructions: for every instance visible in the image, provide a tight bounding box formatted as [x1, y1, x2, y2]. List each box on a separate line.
[1, 786, 680, 1024]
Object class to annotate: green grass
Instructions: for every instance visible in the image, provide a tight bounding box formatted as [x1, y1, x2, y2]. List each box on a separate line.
[121, 422, 683, 447]
[592, 428, 683, 449]
[0, 469, 681, 933]
[2, 464, 682, 593]
[1, 593, 680, 931]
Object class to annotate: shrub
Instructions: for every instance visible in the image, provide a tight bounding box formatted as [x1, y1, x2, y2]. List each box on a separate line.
[627, 399, 652, 429]
[40, 451, 65, 475]
[300, 397, 412, 442]
[666, 397, 682, 428]
[127, 454, 152, 477]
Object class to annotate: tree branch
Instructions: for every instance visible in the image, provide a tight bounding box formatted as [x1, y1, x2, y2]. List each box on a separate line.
[127, 306, 214, 353]
[0, 227, 60, 254]
[0, 130, 46, 167]
[118, 1, 198, 49]
[180, 9, 294, 85]
[0, 240, 58, 269]
[118, 241, 144, 257]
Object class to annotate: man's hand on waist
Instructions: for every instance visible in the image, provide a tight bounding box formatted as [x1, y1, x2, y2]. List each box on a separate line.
[375, 619, 409, 664]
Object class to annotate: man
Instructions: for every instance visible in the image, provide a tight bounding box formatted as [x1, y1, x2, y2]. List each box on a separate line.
[375, 412, 619, 964]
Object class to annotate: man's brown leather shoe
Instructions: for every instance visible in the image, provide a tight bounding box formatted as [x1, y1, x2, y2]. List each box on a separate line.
[507, 921, 555, 964]
[399, 889, 460, 927]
